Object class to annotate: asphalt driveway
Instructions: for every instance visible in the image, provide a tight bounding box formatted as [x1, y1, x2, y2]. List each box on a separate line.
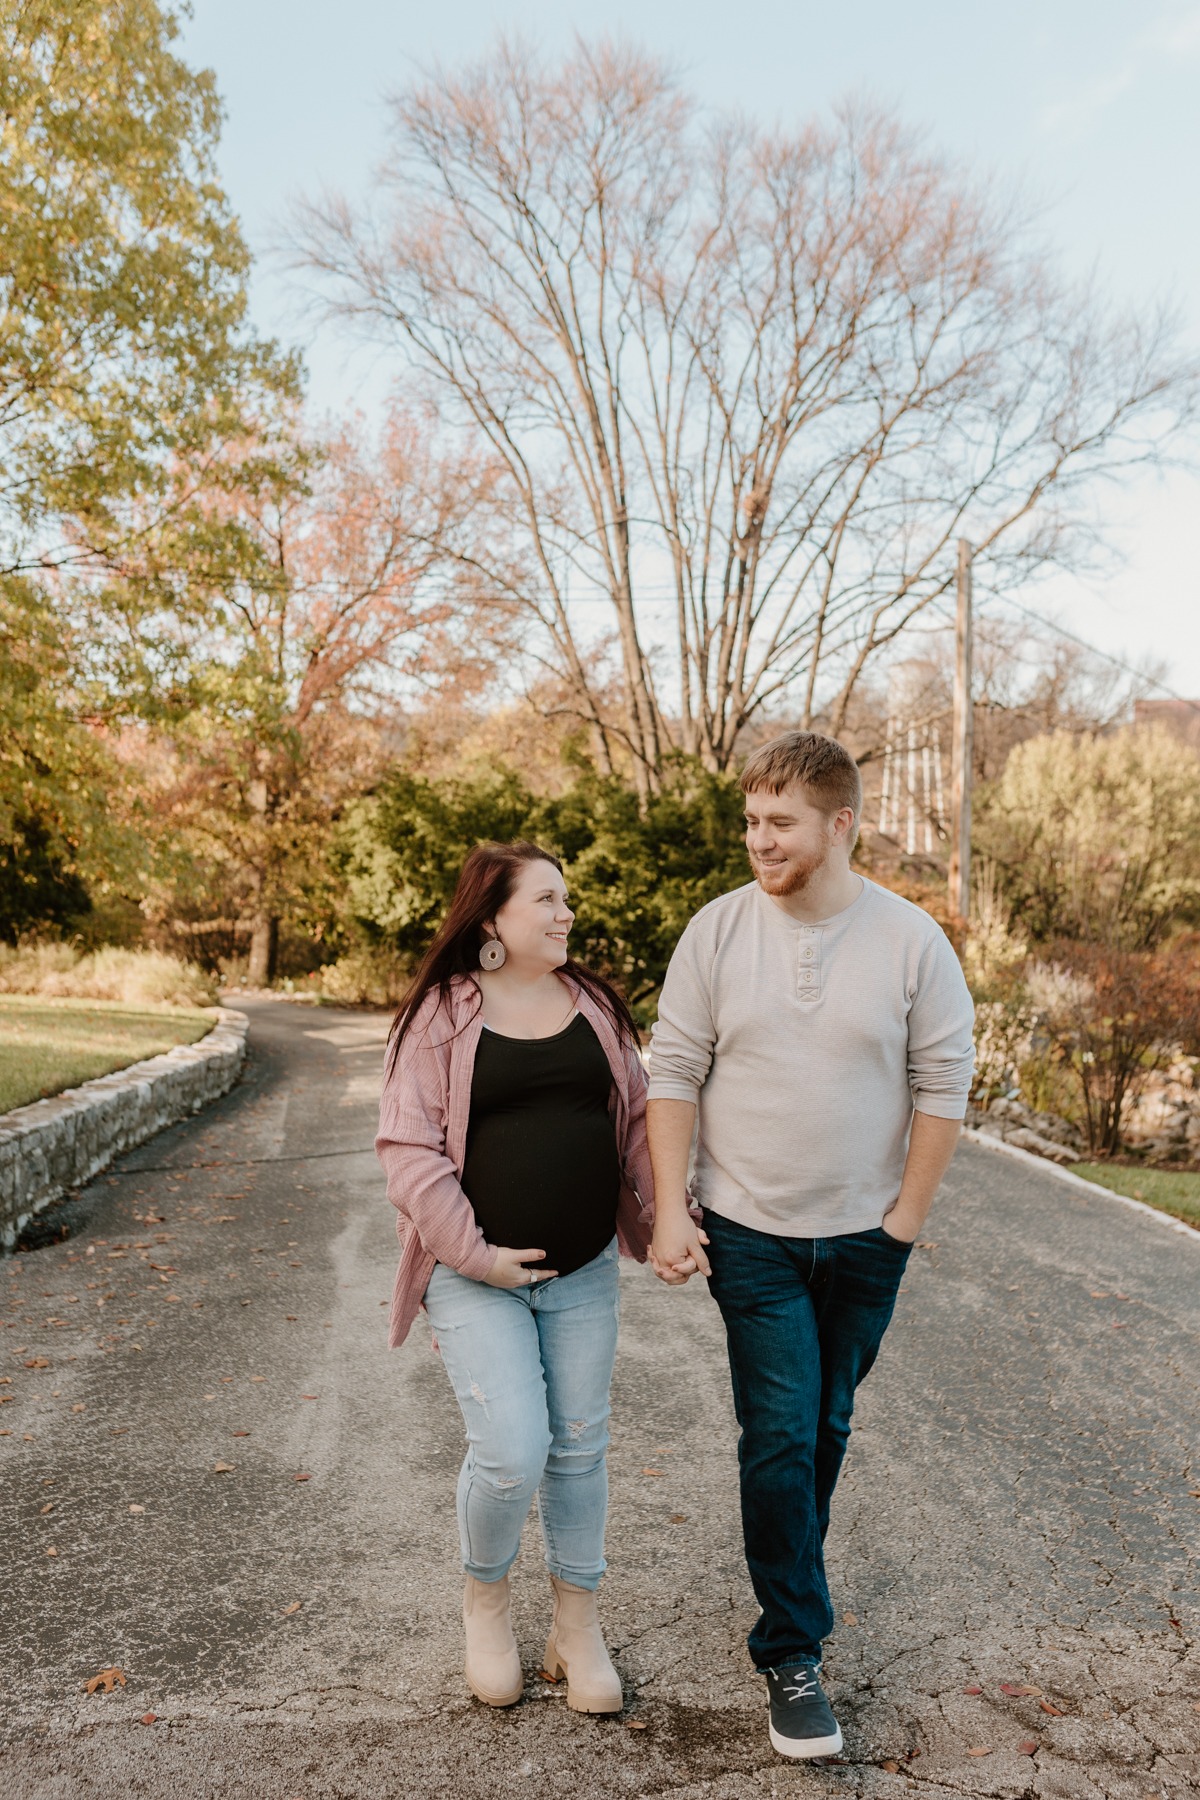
[2, 997, 1197, 1798]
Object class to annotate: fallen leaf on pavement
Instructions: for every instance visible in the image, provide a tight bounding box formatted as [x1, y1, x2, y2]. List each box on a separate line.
[84, 1668, 126, 1694]
[914, 1241, 938, 1249]
[300, 1395, 318, 1401]
[962, 1685, 983, 1695]
[966, 1746, 992, 1757]
[668, 1513, 688, 1523]
[213, 1462, 235, 1474]
[281, 1602, 302, 1616]
[626, 1720, 647, 1730]
[25, 1358, 49, 1369]
[293, 1472, 312, 1482]
[1039, 1700, 1064, 1715]
[843, 1612, 858, 1626]
[1016, 1739, 1039, 1755]
[45, 1545, 57, 1556]
[141, 1712, 157, 1725]
[1089, 1291, 1108, 1298]
[129, 1504, 145, 1514]
[641, 1467, 664, 1477]
[881, 1760, 899, 1773]
[39, 1502, 54, 1515]
[71, 1403, 85, 1412]
[231, 1431, 250, 1438]
[1000, 1683, 1041, 1697]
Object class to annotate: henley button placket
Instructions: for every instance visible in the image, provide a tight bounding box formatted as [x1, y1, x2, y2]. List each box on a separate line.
[797, 927, 821, 1001]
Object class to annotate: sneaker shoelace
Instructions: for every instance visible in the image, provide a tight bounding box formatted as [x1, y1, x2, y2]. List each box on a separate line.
[777, 1666, 819, 1703]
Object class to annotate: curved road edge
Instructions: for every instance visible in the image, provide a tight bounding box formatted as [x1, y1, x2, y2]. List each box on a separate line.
[0, 1007, 249, 1250]
[962, 1124, 1200, 1242]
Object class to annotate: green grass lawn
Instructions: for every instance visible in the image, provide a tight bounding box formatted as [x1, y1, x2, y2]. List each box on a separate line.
[1070, 1162, 1200, 1231]
[0, 996, 215, 1115]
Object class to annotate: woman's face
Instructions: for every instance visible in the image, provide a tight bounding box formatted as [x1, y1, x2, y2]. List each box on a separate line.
[490, 859, 574, 973]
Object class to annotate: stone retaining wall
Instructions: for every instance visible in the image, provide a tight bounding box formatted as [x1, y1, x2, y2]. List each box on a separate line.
[0, 1007, 249, 1249]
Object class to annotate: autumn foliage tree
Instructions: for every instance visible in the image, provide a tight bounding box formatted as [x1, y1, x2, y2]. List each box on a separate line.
[0, 0, 298, 932]
[974, 725, 1200, 952]
[116, 411, 499, 984]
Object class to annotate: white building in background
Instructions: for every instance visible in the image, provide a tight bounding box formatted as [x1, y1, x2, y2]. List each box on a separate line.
[878, 659, 947, 855]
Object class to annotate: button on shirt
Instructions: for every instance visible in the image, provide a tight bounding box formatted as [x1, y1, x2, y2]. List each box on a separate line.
[647, 879, 975, 1238]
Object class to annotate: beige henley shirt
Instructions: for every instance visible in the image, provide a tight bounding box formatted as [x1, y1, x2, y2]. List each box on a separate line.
[647, 877, 976, 1238]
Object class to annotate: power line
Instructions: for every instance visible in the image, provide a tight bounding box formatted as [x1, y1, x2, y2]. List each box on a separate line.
[917, 588, 1200, 717]
[32, 552, 1200, 712]
[984, 591, 1200, 717]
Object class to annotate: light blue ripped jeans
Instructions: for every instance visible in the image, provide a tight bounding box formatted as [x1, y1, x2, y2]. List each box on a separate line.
[422, 1237, 620, 1591]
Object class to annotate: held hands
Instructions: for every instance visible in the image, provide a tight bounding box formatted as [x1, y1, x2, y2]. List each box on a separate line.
[484, 1246, 558, 1289]
[649, 1207, 710, 1286]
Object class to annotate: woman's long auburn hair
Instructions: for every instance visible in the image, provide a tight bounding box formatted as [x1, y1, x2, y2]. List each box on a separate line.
[386, 840, 640, 1070]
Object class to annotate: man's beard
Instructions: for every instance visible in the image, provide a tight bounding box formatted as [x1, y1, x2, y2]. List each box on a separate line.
[752, 843, 829, 896]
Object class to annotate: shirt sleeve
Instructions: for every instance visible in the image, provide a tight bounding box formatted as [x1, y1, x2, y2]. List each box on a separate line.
[374, 1011, 495, 1282]
[908, 929, 976, 1119]
[647, 919, 717, 1105]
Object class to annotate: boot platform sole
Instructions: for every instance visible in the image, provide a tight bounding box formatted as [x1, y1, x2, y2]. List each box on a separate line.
[768, 1721, 843, 1760]
[466, 1672, 524, 1708]
[542, 1650, 623, 1714]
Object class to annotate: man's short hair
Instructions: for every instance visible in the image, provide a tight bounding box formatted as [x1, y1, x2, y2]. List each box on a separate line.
[739, 731, 863, 835]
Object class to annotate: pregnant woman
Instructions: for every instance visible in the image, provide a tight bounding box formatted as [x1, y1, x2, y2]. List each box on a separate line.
[375, 840, 655, 1713]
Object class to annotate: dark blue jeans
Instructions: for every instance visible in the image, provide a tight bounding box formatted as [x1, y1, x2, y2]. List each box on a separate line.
[704, 1208, 912, 1669]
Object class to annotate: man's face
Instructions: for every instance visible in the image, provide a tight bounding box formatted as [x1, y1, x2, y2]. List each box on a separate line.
[743, 784, 846, 897]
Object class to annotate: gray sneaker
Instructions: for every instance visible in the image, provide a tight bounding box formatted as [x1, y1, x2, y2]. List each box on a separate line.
[765, 1663, 843, 1759]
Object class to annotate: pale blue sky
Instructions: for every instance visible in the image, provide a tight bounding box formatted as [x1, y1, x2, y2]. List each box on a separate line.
[183, 0, 1200, 695]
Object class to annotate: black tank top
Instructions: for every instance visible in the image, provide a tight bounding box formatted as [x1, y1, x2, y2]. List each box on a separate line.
[460, 1013, 621, 1278]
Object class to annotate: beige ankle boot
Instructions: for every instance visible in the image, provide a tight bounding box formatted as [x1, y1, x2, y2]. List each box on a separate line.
[463, 1573, 523, 1706]
[542, 1575, 623, 1713]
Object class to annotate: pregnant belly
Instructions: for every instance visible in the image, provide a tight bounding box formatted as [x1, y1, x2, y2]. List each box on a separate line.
[462, 1115, 620, 1277]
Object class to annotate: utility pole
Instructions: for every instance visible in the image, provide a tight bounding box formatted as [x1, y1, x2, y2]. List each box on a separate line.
[948, 538, 973, 920]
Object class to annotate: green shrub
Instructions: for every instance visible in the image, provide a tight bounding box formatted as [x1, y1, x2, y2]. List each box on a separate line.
[312, 948, 412, 1007]
[333, 755, 749, 1021]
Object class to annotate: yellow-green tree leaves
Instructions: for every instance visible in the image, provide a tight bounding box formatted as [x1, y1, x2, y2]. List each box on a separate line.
[975, 725, 1200, 949]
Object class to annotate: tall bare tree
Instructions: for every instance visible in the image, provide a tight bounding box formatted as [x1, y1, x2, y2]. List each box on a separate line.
[295, 40, 1196, 791]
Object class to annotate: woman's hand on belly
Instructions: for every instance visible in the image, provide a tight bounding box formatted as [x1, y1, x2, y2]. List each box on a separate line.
[482, 1245, 559, 1288]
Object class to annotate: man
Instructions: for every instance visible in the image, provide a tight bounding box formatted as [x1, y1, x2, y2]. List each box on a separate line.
[647, 730, 974, 1760]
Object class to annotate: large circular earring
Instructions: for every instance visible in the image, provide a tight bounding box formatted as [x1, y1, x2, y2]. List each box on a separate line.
[479, 936, 507, 971]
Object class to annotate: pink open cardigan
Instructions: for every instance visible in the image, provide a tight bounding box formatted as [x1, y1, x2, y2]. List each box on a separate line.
[375, 974, 656, 1347]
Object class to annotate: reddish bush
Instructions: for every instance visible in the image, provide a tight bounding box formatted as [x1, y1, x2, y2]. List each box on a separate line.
[1043, 940, 1200, 1155]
